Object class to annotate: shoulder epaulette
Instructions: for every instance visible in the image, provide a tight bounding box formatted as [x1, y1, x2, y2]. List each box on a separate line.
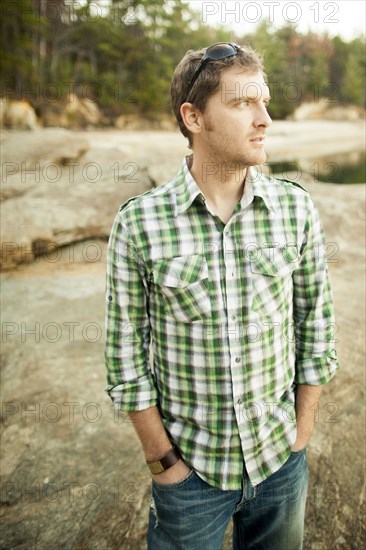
[276, 177, 309, 194]
[287, 179, 309, 193]
[118, 188, 153, 213]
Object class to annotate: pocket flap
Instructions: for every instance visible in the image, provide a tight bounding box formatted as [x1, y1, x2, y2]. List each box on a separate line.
[250, 246, 299, 277]
[153, 255, 208, 288]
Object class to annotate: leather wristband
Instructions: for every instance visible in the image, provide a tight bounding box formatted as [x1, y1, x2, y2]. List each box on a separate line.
[146, 446, 181, 475]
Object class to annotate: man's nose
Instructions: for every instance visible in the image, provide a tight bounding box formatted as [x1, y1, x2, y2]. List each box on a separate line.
[255, 106, 272, 128]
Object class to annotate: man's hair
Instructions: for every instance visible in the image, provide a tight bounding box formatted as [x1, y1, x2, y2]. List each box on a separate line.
[170, 44, 265, 147]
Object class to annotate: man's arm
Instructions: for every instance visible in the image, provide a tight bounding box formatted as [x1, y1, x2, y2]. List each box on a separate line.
[292, 384, 323, 451]
[293, 194, 340, 385]
[129, 406, 191, 483]
[292, 194, 340, 448]
[105, 212, 158, 412]
[105, 211, 190, 482]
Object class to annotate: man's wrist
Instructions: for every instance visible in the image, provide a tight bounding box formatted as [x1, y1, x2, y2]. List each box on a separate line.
[146, 445, 181, 474]
[145, 443, 174, 463]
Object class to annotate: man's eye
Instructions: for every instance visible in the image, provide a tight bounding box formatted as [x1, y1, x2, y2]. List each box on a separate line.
[238, 100, 250, 107]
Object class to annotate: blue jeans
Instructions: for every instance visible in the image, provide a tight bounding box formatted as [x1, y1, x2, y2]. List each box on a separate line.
[147, 448, 308, 550]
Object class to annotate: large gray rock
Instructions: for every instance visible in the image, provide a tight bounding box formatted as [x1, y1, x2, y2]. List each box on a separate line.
[1, 131, 154, 269]
[1, 128, 90, 201]
[1, 128, 89, 169]
[0, 247, 153, 549]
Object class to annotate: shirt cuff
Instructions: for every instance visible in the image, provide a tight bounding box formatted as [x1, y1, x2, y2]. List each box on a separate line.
[105, 373, 159, 412]
[294, 348, 340, 385]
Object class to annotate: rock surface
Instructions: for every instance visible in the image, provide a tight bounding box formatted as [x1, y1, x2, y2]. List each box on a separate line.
[32, 94, 103, 129]
[0, 99, 38, 130]
[115, 114, 177, 131]
[64, 93, 101, 127]
[0, 123, 365, 549]
[1, 130, 154, 269]
[291, 100, 365, 122]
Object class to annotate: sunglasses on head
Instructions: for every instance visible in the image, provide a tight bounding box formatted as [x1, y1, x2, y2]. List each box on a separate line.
[185, 42, 241, 102]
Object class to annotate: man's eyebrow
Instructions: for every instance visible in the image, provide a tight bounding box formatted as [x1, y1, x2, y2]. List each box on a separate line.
[228, 95, 272, 103]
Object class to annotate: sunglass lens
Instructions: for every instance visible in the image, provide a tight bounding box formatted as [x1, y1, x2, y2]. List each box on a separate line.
[205, 43, 237, 60]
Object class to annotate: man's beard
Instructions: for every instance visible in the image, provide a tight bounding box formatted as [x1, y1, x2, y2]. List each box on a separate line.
[203, 116, 266, 168]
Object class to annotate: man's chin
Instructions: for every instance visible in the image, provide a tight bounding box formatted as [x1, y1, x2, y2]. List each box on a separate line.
[254, 151, 267, 165]
[241, 152, 267, 167]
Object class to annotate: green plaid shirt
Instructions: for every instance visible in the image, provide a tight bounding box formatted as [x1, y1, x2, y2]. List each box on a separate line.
[104, 156, 340, 489]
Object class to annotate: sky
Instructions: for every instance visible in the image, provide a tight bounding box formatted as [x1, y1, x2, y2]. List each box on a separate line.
[185, 0, 366, 41]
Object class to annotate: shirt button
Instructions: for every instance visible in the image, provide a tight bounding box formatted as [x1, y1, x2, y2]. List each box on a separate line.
[108, 295, 113, 302]
[237, 399, 242, 404]
[235, 357, 241, 363]
[231, 315, 237, 321]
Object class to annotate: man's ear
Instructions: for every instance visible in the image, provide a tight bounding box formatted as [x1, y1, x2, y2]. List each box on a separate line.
[180, 102, 202, 136]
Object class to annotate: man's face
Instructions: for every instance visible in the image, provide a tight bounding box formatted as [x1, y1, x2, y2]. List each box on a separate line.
[197, 67, 272, 167]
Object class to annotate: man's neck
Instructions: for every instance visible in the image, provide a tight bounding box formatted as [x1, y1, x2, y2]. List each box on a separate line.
[188, 152, 248, 209]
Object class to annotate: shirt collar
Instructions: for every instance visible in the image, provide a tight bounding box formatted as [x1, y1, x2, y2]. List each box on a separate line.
[173, 156, 205, 217]
[245, 165, 277, 213]
[174, 156, 277, 217]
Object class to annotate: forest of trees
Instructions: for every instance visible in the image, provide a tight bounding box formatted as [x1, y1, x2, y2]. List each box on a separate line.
[1, 0, 365, 120]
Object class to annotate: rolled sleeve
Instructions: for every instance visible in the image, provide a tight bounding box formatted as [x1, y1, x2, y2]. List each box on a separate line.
[294, 348, 339, 385]
[105, 375, 158, 412]
[293, 196, 341, 385]
[104, 210, 158, 412]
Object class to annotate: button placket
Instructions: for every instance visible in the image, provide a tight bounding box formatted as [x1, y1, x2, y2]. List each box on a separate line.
[222, 229, 244, 418]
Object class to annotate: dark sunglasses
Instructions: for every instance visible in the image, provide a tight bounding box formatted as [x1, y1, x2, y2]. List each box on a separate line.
[185, 42, 241, 102]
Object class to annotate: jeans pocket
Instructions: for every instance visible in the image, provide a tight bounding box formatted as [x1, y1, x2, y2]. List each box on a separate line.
[152, 469, 195, 491]
[290, 446, 307, 455]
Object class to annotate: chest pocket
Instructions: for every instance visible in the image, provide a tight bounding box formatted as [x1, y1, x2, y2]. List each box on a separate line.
[152, 254, 212, 323]
[249, 246, 299, 318]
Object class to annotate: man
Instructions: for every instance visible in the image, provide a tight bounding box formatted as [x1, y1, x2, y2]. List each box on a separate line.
[104, 43, 340, 549]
